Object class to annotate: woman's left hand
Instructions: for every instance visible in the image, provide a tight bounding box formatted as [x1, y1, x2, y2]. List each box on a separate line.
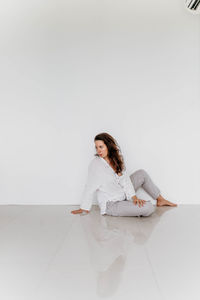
[132, 196, 146, 207]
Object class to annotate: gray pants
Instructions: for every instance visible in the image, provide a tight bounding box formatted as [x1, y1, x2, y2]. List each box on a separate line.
[105, 169, 160, 217]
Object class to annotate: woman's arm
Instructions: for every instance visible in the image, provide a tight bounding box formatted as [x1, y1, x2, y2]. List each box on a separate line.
[118, 170, 136, 200]
[71, 159, 102, 215]
[119, 171, 146, 207]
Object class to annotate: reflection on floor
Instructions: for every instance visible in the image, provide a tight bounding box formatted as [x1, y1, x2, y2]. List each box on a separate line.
[0, 204, 199, 300]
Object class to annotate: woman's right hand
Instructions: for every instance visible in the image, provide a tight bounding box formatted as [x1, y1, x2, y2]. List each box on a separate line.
[71, 209, 89, 214]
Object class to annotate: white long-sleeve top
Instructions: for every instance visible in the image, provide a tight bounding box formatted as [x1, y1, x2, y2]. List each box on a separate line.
[80, 156, 136, 215]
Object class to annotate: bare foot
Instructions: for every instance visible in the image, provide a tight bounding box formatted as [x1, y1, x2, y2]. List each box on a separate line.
[157, 199, 177, 207]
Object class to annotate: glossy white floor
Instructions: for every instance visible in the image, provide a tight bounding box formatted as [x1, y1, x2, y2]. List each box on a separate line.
[0, 204, 200, 300]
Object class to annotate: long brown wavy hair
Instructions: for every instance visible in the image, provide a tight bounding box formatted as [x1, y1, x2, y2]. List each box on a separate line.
[94, 132, 126, 174]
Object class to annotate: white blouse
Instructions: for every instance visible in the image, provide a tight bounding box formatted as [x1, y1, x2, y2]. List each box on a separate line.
[80, 156, 136, 215]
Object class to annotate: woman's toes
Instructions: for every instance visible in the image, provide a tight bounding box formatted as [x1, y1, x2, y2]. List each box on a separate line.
[157, 199, 177, 207]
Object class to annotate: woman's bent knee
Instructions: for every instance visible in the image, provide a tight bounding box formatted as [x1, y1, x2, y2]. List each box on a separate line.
[142, 202, 155, 217]
[131, 169, 147, 177]
[138, 169, 147, 176]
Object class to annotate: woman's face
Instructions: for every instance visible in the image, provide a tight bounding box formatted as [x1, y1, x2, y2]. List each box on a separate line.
[95, 140, 108, 159]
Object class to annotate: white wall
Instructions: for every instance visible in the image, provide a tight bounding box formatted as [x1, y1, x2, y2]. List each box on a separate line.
[0, 0, 199, 205]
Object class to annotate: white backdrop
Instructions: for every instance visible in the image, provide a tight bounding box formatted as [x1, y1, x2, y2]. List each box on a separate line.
[0, 0, 199, 205]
